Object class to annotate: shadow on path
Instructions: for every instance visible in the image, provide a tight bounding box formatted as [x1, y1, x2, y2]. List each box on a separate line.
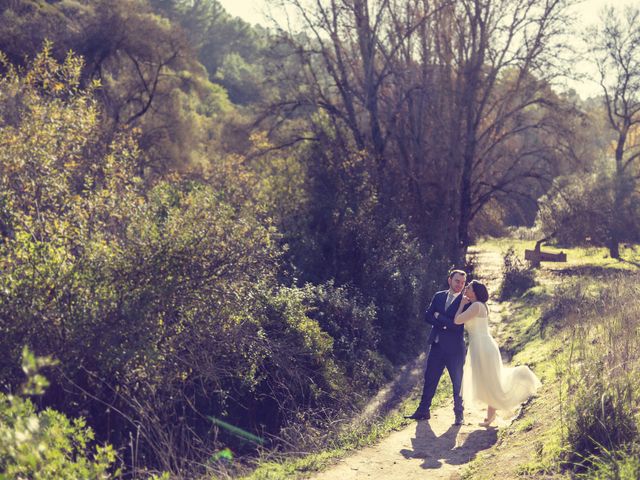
[358, 352, 427, 422]
[400, 421, 498, 470]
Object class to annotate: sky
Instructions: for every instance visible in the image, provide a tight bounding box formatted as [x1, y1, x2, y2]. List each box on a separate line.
[216, 0, 639, 99]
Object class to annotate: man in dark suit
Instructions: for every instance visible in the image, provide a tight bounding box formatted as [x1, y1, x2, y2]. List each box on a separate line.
[406, 269, 467, 425]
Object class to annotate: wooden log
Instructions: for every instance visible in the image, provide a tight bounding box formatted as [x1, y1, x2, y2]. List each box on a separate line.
[524, 249, 541, 268]
[524, 248, 567, 267]
[538, 251, 566, 262]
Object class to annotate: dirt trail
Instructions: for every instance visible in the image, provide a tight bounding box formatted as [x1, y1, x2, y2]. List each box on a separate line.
[310, 406, 504, 480]
[468, 245, 504, 286]
[307, 246, 509, 480]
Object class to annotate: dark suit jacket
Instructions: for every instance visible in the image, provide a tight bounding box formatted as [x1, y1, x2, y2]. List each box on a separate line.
[425, 290, 466, 354]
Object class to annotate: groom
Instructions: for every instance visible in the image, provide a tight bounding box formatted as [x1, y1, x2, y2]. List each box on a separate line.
[406, 269, 467, 425]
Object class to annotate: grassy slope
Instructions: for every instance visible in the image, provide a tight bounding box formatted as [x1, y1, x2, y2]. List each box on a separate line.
[462, 238, 640, 479]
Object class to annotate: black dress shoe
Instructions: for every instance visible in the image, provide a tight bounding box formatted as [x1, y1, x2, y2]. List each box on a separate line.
[405, 410, 430, 420]
[453, 414, 464, 426]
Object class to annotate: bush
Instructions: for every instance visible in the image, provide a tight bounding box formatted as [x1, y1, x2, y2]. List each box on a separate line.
[499, 247, 536, 299]
[565, 376, 638, 471]
[276, 137, 437, 365]
[537, 279, 607, 334]
[0, 348, 116, 479]
[0, 398, 117, 480]
[0, 47, 351, 475]
[0, 40, 452, 477]
[535, 173, 640, 247]
[582, 444, 640, 480]
[304, 281, 391, 395]
[556, 277, 640, 475]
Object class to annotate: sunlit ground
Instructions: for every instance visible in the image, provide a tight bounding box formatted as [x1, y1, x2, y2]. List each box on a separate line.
[478, 237, 640, 272]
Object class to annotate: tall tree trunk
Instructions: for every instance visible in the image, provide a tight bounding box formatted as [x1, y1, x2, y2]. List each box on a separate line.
[609, 126, 628, 259]
[453, 0, 485, 266]
[456, 149, 474, 265]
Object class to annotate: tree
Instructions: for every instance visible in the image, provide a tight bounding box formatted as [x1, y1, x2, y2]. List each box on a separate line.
[0, 0, 231, 175]
[423, 0, 576, 262]
[265, 0, 576, 264]
[151, 0, 270, 104]
[588, 6, 640, 258]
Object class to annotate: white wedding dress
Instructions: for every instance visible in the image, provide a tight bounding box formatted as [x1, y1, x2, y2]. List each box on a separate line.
[461, 302, 541, 411]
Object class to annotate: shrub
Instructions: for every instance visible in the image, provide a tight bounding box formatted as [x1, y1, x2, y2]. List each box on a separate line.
[581, 444, 640, 480]
[279, 138, 436, 365]
[557, 277, 640, 475]
[0, 348, 116, 479]
[537, 279, 608, 334]
[565, 376, 638, 471]
[0, 398, 117, 480]
[304, 281, 390, 395]
[535, 173, 640, 247]
[499, 247, 536, 299]
[0, 47, 350, 475]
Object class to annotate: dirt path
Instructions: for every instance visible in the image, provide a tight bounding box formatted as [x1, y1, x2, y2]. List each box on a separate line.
[310, 406, 505, 480]
[307, 246, 510, 480]
[468, 245, 504, 286]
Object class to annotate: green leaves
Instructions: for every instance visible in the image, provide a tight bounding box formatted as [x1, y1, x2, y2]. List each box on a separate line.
[20, 346, 57, 397]
[0, 349, 116, 479]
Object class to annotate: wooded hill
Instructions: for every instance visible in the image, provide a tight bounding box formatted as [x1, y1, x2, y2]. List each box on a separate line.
[0, 0, 639, 478]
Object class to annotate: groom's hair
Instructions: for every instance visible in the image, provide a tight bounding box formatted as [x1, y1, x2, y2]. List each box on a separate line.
[469, 280, 489, 302]
[448, 269, 467, 279]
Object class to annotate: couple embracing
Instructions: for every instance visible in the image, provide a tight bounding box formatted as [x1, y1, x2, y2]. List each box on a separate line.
[406, 270, 540, 427]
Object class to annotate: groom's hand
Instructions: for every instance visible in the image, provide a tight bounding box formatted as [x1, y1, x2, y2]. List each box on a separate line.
[433, 311, 449, 329]
[425, 297, 450, 329]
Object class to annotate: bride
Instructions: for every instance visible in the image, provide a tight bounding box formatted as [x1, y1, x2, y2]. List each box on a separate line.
[454, 280, 540, 426]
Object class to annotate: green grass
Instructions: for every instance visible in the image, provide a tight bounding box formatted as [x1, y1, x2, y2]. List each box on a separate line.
[514, 422, 567, 477]
[479, 237, 640, 273]
[579, 445, 640, 479]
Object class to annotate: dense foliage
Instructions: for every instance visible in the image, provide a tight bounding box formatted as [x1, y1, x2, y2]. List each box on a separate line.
[0, 46, 396, 475]
[0, 348, 117, 479]
[498, 248, 535, 300]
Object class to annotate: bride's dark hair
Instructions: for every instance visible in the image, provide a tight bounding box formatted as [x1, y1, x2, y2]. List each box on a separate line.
[469, 280, 489, 303]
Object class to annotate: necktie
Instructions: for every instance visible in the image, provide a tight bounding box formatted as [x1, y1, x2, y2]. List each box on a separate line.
[445, 293, 454, 310]
[435, 293, 453, 345]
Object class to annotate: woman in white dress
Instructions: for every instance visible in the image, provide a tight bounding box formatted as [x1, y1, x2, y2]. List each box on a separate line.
[454, 280, 540, 426]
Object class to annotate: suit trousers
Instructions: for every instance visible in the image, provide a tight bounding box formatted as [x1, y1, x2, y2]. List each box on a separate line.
[418, 342, 464, 415]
